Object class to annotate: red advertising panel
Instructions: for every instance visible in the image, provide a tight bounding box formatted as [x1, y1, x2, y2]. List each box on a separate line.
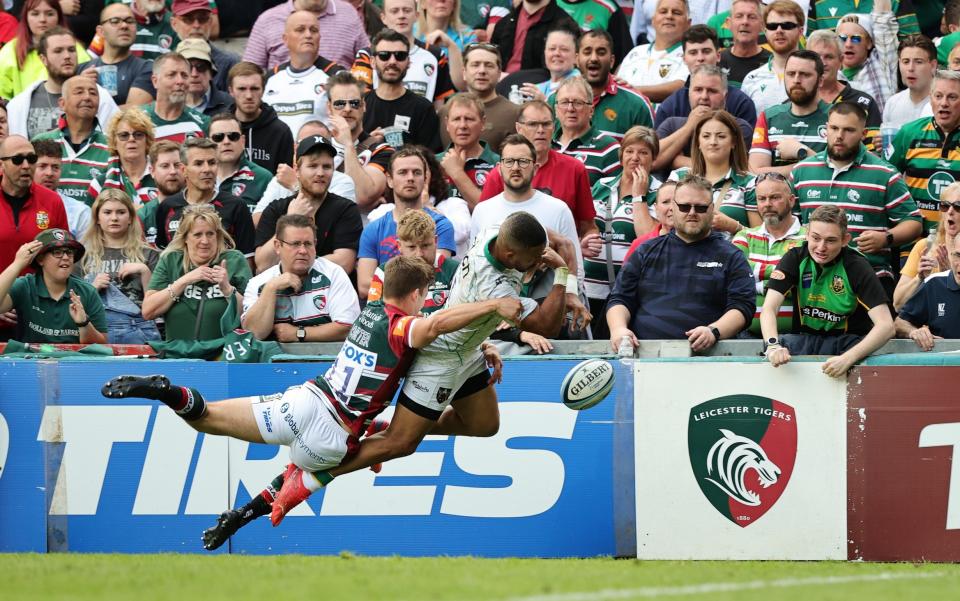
[848, 366, 960, 561]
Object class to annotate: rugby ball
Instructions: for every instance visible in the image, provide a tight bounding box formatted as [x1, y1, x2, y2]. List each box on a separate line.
[561, 359, 615, 410]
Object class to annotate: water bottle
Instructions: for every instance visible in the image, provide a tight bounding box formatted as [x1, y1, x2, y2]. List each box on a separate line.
[617, 335, 634, 358]
[880, 123, 897, 159]
[509, 84, 524, 105]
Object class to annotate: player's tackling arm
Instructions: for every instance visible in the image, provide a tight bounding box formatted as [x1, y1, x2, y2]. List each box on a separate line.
[409, 297, 523, 348]
[519, 247, 568, 337]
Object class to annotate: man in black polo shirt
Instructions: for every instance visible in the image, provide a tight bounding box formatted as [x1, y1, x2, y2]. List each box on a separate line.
[896, 231, 960, 350]
[254, 136, 363, 275]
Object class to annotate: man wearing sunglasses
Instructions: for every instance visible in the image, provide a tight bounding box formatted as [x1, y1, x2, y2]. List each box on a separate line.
[178, 38, 233, 117]
[209, 113, 272, 213]
[835, 12, 897, 114]
[171, 0, 237, 93]
[78, 3, 156, 107]
[607, 174, 754, 353]
[742, 0, 804, 114]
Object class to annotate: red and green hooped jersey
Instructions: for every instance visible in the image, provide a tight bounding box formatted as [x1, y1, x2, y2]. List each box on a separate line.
[315, 300, 417, 436]
[33, 120, 112, 205]
[368, 254, 459, 315]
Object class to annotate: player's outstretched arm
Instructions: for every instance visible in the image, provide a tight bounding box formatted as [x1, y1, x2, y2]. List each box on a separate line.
[410, 297, 523, 348]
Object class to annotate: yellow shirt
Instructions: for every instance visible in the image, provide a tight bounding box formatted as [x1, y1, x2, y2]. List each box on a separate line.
[0, 39, 92, 99]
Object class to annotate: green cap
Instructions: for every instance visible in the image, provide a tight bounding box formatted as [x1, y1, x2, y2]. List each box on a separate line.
[33, 228, 85, 265]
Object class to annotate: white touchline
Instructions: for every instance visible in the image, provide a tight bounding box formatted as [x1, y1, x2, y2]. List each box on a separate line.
[505, 571, 948, 601]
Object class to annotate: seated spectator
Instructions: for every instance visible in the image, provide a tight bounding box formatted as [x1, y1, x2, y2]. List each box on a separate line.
[153, 137, 255, 255]
[143, 203, 252, 341]
[77, 3, 155, 107]
[79, 189, 161, 344]
[896, 232, 960, 350]
[556, 0, 633, 70]
[514, 26, 580, 101]
[128, 0, 182, 61]
[669, 109, 758, 237]
[227, 61, 294, 174]
[357, 146, 456, 297]
[607, 174, 754, 352]
[209, 112, 272, 213]
[146, 52, 211, 143]
[255, 135, 363, 274]
[624, 179, 677, 258]
[553, 76, 621, 186]
[140, 139, 187, 245]
[367, 208, 458, 313]
[0, 0, 92, 100]
[480, 99, 596, 237]
[86, 107, 159, 209]
[438, 92, 500, 210]
[179, 38, 233, 117]
[585, 126, 660, 338]
[732, 172, 806, 337]
[31, 76, 112, 204]
[8, 28, 118, 141]
[836, 12, 897, 113]
[616, 0, 689, 103]
[718, 0, 770, 88]
[413, 0, 477, 52]
[893, 182, 960, 310]
[491, 0, 577, 74]
[170, 0, 238, 93]
[242, 214, 359, 342]
[32, 139, 91, 239]
[761, 205, 894, 377]
[0, 229, 107, 343]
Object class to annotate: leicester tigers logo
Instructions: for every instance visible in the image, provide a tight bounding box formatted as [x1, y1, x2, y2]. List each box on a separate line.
[688, 395, 797, 527]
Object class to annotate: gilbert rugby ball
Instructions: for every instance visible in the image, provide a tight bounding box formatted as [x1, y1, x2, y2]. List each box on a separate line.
[561, 359, 615, 410]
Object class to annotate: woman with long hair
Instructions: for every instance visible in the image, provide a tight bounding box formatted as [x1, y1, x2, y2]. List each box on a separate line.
[80, 189, 161, 343]
[86, 107, 158, 208]
[414, 0, 477, 51]
[143, 204, 251, 342]
[0, 0, 91, 99]
[669, 109, 759, 237]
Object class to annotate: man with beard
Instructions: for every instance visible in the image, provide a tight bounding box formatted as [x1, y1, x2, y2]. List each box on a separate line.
[145, 53, 210, 143]
[32, 77, 113, 204]
[750, 50, 831, 176]
[228, 62, 294, 174]
[792, 102, 922, 295]
[732, 172, 806, 337]
[138, 140, 185, 246]
[9, 28, 117, 140]
[78, 3, 155, 106]
[761, 205, 895, 377]
[361, 29, 442, 153]
[129, 0, 182, 61]
[741, 0, 804, 115]
[606, 173, 754, 351]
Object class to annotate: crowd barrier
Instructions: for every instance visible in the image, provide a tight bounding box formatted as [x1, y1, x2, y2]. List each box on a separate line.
[0, 353, 958, 560]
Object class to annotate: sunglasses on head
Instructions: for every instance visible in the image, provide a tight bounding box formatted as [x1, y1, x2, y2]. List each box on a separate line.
[765, 21, 799, 31]
[375, 50, 409, 61]
[838, 34, 864, 44]
[939, 200, 960, 212]
[1, 153, 38, 165]
[331, 98, 362, 110]
[211, 132, 242, 143]
[674, 200, 711, 214]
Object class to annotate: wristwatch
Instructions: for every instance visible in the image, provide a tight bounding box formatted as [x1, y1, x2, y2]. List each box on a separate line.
[763, 337, 782, 352]
[296, 326, 306, 342]
[886, 232, 895, 248]
[710, 326, 721, 342]
[796, 147, 809, 160]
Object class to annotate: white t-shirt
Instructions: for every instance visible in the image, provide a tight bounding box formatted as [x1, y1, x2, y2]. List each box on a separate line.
[741, 60, 787, 115]
[242, 256, 360, 326]
[616, 43, 688, 90]
[882, 89, 933, 129]
[264, 62, 340, 136]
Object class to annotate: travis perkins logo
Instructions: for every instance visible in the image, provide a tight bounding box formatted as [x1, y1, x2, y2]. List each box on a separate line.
[688, 395, 797, 527]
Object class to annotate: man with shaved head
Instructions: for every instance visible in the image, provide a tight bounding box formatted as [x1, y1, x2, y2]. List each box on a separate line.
[31, 77, 112, 205]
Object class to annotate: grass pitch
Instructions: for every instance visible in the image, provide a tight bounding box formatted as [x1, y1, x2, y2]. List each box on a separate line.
[3, 555, 959, 601]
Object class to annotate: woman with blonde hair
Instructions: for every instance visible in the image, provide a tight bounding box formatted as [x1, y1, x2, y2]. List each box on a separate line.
[86, 107, 158, 209]
[80, 189, 161, 344]
[893, 182, 960, 310]
[143, 204, 252, 341]
[414, 0, 477, 51]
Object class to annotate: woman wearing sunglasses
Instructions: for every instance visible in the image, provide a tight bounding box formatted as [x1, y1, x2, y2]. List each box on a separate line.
[0, 228, 106, 343]
[669, 109, 758, 238]
[893, 182, 960, 310]
[86, 108, 158, 211]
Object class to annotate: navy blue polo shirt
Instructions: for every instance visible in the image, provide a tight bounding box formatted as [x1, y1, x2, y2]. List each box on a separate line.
[654, 81, 758, 130]
[899, 272, 960, 338]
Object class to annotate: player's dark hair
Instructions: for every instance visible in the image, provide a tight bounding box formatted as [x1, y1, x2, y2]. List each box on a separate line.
[276, 214, 317, 240]
[499, 211, 547, 250]
[683, 24, 719, 52]
[828, 101, 867, 125]
[383, 255, 435, 299]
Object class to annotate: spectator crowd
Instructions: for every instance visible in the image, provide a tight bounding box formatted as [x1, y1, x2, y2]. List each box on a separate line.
[0, 0, 958, 373]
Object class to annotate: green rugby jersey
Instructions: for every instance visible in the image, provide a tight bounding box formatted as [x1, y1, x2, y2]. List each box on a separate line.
[552, 126, 621, 185]
[221, 157, 273, 213]
[557, 0, 617, 30]
[368, 254, 459, 314]
[809, 0, 919, 41]
[86, 158, 159, 208]
[792, 144, 921, 276]
[888, 116, 960, 234]
[143, 102, 209, 143]
[437, 143, 499, 202]
[585, 173, 639, 299]
[751, 101, 830, 168]
[131, 13, 180, 60]
[33, 121, 112, 205]
[671, 166, 757, 227]
[549, 78, 654, 140]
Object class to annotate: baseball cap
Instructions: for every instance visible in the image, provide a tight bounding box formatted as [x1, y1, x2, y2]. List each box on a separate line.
[839, 14, 874, 40]
[177, 38, 217, 72]
[296, 135, 337, 159]
[171, 0, 213, 16]
[33, 228, 85, 265]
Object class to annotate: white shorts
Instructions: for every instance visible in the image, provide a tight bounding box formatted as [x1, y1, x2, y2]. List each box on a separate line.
[251, 382, 349, 472]
[399, 351, 489, 420]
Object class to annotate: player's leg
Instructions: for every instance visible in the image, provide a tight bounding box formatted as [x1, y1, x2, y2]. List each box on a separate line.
[428, 372, 499, 437]
[202, 466, 290, 551]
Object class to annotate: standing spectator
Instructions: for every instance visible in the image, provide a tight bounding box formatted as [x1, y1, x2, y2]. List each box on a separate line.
[491, 0, 578, 73]
[179, 38, 233, 117]
[896, 230, 960, 349]
[143, 203, 252, 341]
[209, 112, 272, 213]
[556, 0, 633, 70]
[732, 172, 806, 337]
[77, 3, 156, 106]
[741, 0, 803, 115]
[32, 138, 91, 239]
[793, 102, 922, 292]
[227, 61, 294, 174]
[0, 229, 107, 342]
[346, 0, 386, 40]
[154, 136, 255, 254]
[0, 8, 16, 48]
[243, 213, 359, 342]
[87, 107, 158, 210]
[552, 75, 620, 186]
[480, 99, 595, 236]
[520, 26, 581, 100]
[263, 10, 345, 138]
[719, 0, 770, 88]
[749, 50, 831, 176]
[761, 205, 894, 377]
[170, 0, 238, 93]
[254, 135, 363, 274]
[145, 52, 210, 142]
[809, 0, 920, 43]
[32, 76, 112, 205]
[606, 173, 755, 350]
[129, 0, 181, 60]
[0, 0, 92, 99]
[8, 28, 117, 141]
[617, 0, 690, 103]
[414, 0, 477, 52]
[883, 34, 937, 128]
[438, 93, 499, 211]
[244, 0, 369, 73]
[79, 188, 161, 344]
[836, 12, 898, 113]
[140, 139, 185, 244]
